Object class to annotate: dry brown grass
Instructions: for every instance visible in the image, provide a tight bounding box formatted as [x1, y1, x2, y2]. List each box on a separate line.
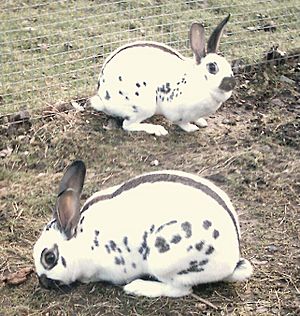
[0, 60, 299, 315]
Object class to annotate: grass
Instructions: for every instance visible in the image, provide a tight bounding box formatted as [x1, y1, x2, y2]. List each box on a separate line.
[0, 59, 299, 315]
[0, 0, 299, 114]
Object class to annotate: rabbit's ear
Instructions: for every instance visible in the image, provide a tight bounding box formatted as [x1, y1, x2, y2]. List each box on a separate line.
[207, 14, 230, 54]
[54, 160, 86, 239]
[189, 22, 206, 65]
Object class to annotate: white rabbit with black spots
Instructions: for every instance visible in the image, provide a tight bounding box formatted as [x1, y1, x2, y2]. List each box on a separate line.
[33, 160, 252, 297]
[89, 15, 236, 136]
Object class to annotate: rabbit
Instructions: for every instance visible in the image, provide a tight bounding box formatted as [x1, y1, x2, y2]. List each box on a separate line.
[33, 160, 253, 297]
[88, 14, 236, 136]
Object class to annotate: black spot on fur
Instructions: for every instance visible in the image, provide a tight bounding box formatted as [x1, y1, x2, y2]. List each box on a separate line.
[139, 231, 150, 260]
[187, 245, 193, 252]
[213, 229, 220, 239]
[119, 90, 123, 95]
[135, 92, 139, 96]
[91, 246, 94, 251]
[149, 225, 155, 234]
[155, 237, 170, 253]
[105, 90, 111, 100]
[166, 82, 171, 92]
[136, 83, 141, 88]
[203, 220, 212, 229]
[170, 234, 182, 244]
[117, 247, 122, 253]
[119, 76, 122, 81]
[181, 221, 192, 238]
[143, 82, 147, 86]
[94, 240, 99, 247]
[132, 262, 137, 269]
[177, 270, 188, 275]
[97, 80, 101, 90]
[199, 259, 209, 266]
[79, 216, 85, 225]
[61, 256, 67, 268]
[132, 105, 138, 113]
[159, 83, 171, 94]
[109, 240, 117, 251]
[115, 256, 125, 265]
[105, 245, 111, 254]
[123, 236, 131, 252]
[95, 230, 100, 236]
[80, 228, 83, 233]
[205, 245, 214, 255]
[195, 241, 204, 251]
[125, 96, 129, 100]
[188, 266, 204, 273]
[156, 220, 177, 233]
[177, 260, 205, 275]
[204, 75, 208, 81]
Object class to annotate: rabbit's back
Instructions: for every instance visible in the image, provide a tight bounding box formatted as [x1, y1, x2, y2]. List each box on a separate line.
[78, 171, 240, 283]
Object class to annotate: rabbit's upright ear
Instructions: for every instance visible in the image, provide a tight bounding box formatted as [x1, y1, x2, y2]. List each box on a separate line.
[189, 22, 206, 65]
[207, 14, 230, 54]
[54, 160, 86, 239]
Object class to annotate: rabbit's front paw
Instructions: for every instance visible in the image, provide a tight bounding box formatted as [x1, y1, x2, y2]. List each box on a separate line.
[123, 121, 168, 136]
[177, 122, 199, 133]
[148, 124, 168, 136]
[194, 118, 208, 128]
[124, 279, 192, 297]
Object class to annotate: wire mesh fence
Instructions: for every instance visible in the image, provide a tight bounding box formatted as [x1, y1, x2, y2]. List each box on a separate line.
[1, 0, 299, 115]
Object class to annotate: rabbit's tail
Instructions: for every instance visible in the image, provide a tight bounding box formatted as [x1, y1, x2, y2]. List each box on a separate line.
[224, 258, 253, 282]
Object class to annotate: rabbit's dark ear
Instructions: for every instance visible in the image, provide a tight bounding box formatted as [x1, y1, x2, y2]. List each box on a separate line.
[189, 22, 206, 65]
[54, 160, 86, 239]
[207, 14, 230, 54]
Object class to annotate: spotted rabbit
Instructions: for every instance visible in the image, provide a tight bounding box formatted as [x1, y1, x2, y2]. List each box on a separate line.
[33, 160, 252, 297]
[89, 15, 235, 136]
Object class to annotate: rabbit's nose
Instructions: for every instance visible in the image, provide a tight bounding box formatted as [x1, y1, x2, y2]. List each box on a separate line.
[38, 274, 63, 290]
[219, 76, 236, 92]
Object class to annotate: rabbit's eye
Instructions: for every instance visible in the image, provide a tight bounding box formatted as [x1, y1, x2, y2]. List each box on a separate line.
[41, 244, 59, 269]
[45, 251, 56, 265]
[206, 62, 219, 74]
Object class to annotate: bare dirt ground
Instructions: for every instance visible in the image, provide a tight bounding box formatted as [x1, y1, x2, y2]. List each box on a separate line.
[0, 60, 299, 315]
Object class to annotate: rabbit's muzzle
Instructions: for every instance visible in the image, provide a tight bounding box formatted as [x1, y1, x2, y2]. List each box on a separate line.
[38, 274, 63, 290]
[219, 76, 236, 92]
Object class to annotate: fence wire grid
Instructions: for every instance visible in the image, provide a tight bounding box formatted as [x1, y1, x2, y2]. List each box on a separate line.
[1, 0, 299, 115]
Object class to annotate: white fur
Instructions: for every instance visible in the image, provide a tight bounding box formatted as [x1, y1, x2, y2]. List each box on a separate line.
[33, 168, 252, 297]
[89, 37, 234, 136]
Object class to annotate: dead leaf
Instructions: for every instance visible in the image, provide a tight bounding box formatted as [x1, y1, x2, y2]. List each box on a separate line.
[1, 267, 34, 285]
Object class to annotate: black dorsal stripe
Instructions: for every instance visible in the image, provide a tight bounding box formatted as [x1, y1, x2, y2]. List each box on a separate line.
[81, 173, 240, 244]
[103, 42, 184, 69]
